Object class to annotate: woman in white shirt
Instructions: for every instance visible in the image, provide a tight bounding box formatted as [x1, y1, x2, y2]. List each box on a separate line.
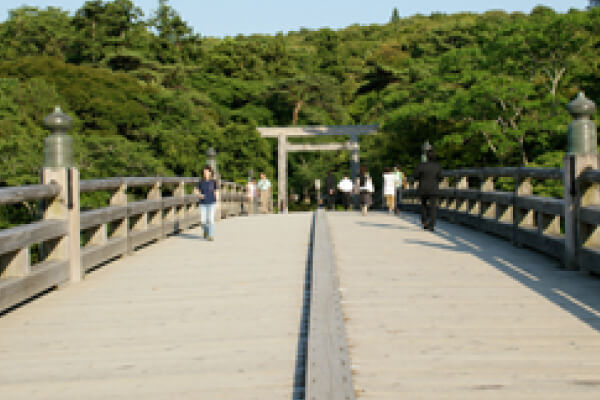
[383, 167, 396, 214]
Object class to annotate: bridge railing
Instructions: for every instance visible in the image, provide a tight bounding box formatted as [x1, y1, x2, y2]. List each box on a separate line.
[0, 177, 247, 312]
[402, 165, 600, 273]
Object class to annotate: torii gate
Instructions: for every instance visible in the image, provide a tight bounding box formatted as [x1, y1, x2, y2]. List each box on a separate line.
[257, 125, 378, 213]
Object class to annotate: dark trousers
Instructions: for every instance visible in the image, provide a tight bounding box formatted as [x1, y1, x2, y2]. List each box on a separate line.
[342, 192, 351, 210]
[420, 195, 438, 228]
[327, 193, 336, 210]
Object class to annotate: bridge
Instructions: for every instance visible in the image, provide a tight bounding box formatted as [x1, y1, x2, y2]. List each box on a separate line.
[1, 96, 600, 399]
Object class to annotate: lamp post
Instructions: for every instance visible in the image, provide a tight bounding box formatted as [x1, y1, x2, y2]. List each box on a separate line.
[421, 140, 432, 162]
[567, 92, 597, 155]
[206, 147, 218, 175]
[43, 106, 74, 168]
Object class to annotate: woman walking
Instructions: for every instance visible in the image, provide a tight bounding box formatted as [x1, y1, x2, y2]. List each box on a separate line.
[359, 166, 374, 216]
[197, 166, 219, 241]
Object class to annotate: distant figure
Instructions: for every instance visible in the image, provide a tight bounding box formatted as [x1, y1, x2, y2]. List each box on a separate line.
[393, 165, 404, 214]
[414, 149, 442, 231]
[246, 177, 257, 214]
[383, 167, 396, 214]
[337, 175, 353, 210]
[257, 172, 272, 214]
[359, 166, 374, 216]
[197, 166, 219, 241]
[325, 171, 337, 210]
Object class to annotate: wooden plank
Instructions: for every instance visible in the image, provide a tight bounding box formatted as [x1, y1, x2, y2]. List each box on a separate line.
[306, 210, 355, 400]
[81, 237, 127, 271]
[124, 177, 161, 187]
[258, 125, 378, 138]
[163, 197, 186, 208]
[0, 219, 67, 255]
[0, 184, 61, 205]
[516, 196, 564, 216]
[480, 191, 513, 205]
[287, 143, 349, 152]
[442, 167, 562, 180]
[79, 179, 123, 193]
[80, 206, 127, 230]
[0, 259, 69, 312]
[580, 205, 600, 225]
[129, 226, 163, 250]
[581, 169, 600, 183]
[127, 200, 163, 215]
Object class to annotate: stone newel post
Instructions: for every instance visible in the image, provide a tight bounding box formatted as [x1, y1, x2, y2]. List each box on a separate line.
[563, 92, 600, 269]
[42, 106, 81, 282]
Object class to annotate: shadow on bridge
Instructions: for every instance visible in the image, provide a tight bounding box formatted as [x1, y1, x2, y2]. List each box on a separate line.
[388, 212, 600, 333]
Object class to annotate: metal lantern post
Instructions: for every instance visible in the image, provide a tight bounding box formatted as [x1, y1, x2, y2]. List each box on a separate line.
[421, 140, 432, 163]
[563, 92, 600, 269]
[43, 106, 74, 168]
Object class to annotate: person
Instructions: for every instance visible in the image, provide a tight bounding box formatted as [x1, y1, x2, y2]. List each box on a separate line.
[246, 177, 257, 214]
[325, 171, 337, 210]
[359, 166, 374, 216]
[337, 175, 353, 210]
[414, 149, 442, 231]
[383, 167, 396, 214]
[393, 165, 404, 214]
[257, 172, 272, 214]
[197, 165, 219, 241]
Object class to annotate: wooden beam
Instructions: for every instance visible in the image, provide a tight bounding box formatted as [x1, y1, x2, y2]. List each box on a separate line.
[258, 125, 378, 138]
[287, 143, 350, 152]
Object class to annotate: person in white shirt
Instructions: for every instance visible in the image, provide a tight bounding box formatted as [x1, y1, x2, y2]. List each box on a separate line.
[337, 175, 353, 210]
[383, 167, 397, 214]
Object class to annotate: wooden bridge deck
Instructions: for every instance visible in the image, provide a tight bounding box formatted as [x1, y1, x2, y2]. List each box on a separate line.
[328, 211, 600, 399]
[1, 211, 600, 399]
[0, 213, 311, 400]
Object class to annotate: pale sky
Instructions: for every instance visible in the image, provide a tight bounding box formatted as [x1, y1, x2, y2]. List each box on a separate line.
[0, 1, 590, 37]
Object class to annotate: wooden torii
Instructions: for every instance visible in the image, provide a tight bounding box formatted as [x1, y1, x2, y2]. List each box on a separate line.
[257, 125, 378, 213]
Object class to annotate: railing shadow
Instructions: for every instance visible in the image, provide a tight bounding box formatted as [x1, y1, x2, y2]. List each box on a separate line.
[397, 212, 600, 333]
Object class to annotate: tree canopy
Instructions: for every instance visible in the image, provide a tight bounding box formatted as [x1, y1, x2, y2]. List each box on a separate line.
[1, 1, 599, 215]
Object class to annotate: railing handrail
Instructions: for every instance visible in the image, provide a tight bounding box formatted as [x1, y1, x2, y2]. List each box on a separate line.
[0, 174, 255, 313]
[441, 166, 563, 180]
[0, 183, 62, 205]
[402, 165, 599, 273]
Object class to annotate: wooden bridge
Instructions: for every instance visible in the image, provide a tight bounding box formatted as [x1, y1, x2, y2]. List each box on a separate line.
[1, 99, 600, 399]
[1, 207, 600, 399]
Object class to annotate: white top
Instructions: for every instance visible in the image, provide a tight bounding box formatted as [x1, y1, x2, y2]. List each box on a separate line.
[383, 173, 396, 195]
[360, 177, 374, 193]
[338, 177, 353, 193]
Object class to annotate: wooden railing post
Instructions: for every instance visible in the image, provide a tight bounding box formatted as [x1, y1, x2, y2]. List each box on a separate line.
[110, 181, 128, 252]
[564, 93, 599, 269]
[481, 176, 495, 219]
[580, 175, 600, 251]
[516, 173, 535, 228]
[174, 180, 185, 232]
[41, 107, 81, 283]
[457, 175, 468, 213]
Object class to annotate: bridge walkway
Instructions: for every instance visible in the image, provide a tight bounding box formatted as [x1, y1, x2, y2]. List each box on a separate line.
[0, 213, 312, 400]
[328, 211, 600, 399]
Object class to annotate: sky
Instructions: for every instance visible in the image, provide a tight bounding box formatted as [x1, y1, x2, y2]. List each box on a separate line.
[0, 1, 590, 37]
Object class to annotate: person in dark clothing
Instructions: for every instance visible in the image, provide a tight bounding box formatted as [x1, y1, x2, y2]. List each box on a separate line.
[196, 166, 220, 240]
[414, 149, 442, 231]
[325, 171, 337, 210]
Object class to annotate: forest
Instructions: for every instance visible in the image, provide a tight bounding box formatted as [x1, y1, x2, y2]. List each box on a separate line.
[1, 1, 600, 216]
